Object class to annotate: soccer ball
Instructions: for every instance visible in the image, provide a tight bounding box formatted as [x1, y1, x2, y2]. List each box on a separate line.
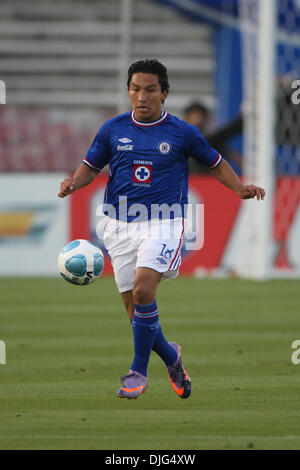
[58, 239, 104, 285]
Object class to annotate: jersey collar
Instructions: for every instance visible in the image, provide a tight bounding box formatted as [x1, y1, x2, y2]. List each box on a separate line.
[130, 110, 168, 127]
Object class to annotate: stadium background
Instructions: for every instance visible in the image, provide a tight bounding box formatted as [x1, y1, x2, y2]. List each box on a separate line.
[1, 0, 300, 452]
[1, 0, 299, 278]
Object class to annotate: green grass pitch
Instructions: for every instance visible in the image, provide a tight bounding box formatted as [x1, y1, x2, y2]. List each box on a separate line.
[0, 276, 300, 450]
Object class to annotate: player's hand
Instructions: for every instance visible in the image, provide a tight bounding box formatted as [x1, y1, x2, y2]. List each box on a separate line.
[236, 184, 265, 200]
[58, 178, 76, 198]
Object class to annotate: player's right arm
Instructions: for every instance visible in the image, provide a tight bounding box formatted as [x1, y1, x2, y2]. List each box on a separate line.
[58, 119, 111, 198]
[58, 163, 98, 198]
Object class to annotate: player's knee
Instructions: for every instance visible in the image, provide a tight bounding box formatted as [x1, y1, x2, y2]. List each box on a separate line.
[133, 284, 153, 305]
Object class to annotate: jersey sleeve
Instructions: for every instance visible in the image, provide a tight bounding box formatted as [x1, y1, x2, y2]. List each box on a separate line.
[83, 121, 111, 172]
[183, 121, 222, 169]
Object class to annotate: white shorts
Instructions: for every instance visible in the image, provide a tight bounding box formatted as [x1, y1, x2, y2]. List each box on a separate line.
[103, 217, 185, 293]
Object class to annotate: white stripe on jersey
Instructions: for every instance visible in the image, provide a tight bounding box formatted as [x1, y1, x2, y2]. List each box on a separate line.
[83, 158, 101, 172]
[131, 110, 168, 127]
[209, 153, 222, 169]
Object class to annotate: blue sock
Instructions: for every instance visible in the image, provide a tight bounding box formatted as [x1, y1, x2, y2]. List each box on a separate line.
[130, 301, 160, 377]
[152, 325, 178, 366]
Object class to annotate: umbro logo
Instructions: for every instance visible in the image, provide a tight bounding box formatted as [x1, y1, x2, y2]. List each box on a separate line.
[156, 257, 167, 265]
[118, 138, 132, 143]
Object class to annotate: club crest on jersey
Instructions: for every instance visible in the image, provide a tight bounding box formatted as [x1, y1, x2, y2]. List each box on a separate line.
[133, 160, 153, 187]
[158, 141, 171, 154]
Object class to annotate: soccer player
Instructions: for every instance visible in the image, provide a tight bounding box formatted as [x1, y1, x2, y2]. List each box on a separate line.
[58, 59, 265, 400]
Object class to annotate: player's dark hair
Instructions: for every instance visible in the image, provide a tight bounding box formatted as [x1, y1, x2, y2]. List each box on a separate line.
[184, 102, 209, 117]
[127, 59, 170, 93]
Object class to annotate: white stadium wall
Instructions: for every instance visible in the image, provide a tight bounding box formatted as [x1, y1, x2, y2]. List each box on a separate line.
[0, 173, 69, 276]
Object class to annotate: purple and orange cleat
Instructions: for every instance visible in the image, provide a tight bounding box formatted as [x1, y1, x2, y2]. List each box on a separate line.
[167, 342, 191, 399]
[117, 371, 148, 399]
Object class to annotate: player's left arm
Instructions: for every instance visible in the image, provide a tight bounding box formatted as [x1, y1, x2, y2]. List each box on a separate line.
[210, 159, 265, 200]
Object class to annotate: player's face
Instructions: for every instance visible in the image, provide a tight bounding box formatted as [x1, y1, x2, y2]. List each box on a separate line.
[128, 73, 168, 122]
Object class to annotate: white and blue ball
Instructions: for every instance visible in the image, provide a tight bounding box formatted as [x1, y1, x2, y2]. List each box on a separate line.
[58, 239, 104, 285]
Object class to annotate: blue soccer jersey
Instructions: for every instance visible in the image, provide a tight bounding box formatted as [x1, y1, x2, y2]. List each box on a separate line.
[83, 110, 222, 221]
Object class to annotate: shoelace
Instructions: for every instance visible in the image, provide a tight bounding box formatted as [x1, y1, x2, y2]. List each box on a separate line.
[169, 358, 183, 379]
[175, 359, 184, 375]
[120, 371, 141, 382]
